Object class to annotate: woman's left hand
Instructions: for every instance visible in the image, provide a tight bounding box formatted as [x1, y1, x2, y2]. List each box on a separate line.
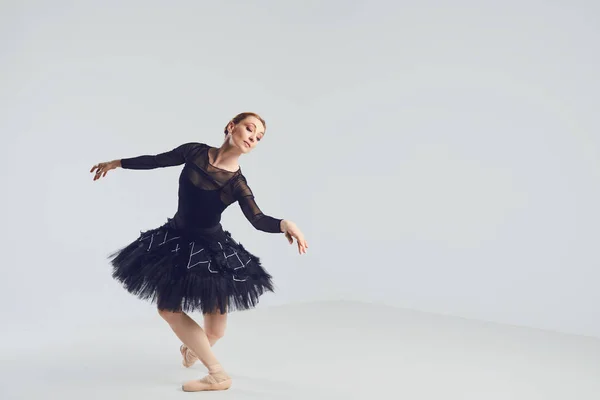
[281, 220, 308, 255]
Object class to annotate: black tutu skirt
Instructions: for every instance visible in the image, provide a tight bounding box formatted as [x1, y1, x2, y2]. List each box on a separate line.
[109, 219, 274, 314]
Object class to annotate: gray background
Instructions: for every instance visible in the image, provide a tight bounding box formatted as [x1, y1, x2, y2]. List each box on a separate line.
[1, 0, 599, 341]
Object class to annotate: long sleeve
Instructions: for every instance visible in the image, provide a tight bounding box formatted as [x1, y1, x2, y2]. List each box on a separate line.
[120, 142, 203, 170]
[233, 175, 282, 233]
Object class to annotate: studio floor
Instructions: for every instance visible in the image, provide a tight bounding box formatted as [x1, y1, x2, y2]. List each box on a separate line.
[2, 301, 599, 399]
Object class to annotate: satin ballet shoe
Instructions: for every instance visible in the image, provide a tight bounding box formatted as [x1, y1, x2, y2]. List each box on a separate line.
[182, 371, 232, 392]
[179, 344, 198, 368]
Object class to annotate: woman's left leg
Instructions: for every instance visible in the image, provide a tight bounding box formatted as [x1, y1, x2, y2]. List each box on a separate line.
[158, 308, 231, 391]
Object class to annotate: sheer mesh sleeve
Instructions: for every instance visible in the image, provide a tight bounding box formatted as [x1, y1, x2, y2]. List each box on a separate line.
[120, 142, 204, 170]
[233, 175, 282, 233]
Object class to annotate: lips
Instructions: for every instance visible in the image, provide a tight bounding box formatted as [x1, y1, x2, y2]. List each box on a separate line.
[244, 141, 251, 148]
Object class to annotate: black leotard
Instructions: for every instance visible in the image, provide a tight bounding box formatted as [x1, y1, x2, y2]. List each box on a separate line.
[120, 142, 282, 233]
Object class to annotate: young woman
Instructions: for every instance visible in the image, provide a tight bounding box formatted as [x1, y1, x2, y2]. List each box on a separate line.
[90, 112, 308, 392]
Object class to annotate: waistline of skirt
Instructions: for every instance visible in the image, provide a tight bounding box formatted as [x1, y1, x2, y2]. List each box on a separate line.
[166, 217, 224, 235]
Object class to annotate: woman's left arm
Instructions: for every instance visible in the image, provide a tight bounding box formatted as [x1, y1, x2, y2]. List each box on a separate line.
[234, 176, 308, 254]
[279, 219, 309, 255]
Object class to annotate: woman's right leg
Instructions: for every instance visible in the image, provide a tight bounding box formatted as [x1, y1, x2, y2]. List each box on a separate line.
[204, 311, 228, 347]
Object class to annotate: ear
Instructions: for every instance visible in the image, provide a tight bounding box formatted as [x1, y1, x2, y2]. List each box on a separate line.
[226, 121, 235, 134]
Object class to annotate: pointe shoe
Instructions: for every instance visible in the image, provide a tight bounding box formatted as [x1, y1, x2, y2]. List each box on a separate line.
[179, 344, 198, 368]
[182, 371, 232, 392]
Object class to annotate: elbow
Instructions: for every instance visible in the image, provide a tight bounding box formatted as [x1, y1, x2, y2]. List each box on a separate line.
[251, 220, 263, 231]
[250, 216, 268, 232]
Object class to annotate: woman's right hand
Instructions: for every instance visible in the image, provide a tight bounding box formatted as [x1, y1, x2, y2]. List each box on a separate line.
[90, 160, 120, 181]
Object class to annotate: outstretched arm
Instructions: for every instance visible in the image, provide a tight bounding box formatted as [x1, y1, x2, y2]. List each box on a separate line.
[120, 142, 201, 170]
[90, 142, 202, 180]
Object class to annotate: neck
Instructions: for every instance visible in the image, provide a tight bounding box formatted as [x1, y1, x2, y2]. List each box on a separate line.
[211, 143, 241, 172]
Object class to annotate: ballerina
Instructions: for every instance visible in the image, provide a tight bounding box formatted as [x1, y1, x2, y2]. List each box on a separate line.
[90, 112, 308, 391]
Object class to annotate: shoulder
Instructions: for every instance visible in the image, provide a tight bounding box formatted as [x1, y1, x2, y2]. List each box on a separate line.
[231, 173, 253, 196]
[231, 172, 248, 187]
[179, 142, 207, 150]
[176, 142, 208, 158]
[237, 172, 248, 182]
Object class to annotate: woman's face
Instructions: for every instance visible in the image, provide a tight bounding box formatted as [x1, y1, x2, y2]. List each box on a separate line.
[228, 116, 265, 153]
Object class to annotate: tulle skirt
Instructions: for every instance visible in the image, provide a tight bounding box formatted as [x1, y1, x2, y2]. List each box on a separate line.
[109, 219, 274, 314]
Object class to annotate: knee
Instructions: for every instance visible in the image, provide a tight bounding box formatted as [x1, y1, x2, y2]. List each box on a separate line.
[158, 308, 183, 325]
[205, 329, 225, 343]
[205, 322, 226, 343]
[203, 311, 228, 344]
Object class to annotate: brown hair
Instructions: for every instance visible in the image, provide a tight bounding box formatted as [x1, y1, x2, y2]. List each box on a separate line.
[224, 112, 266, 135]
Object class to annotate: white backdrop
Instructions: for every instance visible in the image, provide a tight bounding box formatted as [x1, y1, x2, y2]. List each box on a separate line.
[2, 0, 599, 339]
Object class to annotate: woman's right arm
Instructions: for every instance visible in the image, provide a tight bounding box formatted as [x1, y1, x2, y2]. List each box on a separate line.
[120, 142, 202, 170]
[90, 142, 202, 180]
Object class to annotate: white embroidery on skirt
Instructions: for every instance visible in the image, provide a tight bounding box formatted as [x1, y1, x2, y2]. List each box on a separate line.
[146, 232, 155, 251]
[218, 242, 249, 282]
[140, 230, 254, 281]
[186, 242, 211, 270]
[158, 231, 181, 246]
[141, 230, 181, 252]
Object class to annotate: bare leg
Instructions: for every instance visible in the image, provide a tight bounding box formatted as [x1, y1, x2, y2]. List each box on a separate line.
[158, 309, 231, 391]
[178, 311, 228, 367]
[204, 311, 228, 347]
[158, 309, 219, 366]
